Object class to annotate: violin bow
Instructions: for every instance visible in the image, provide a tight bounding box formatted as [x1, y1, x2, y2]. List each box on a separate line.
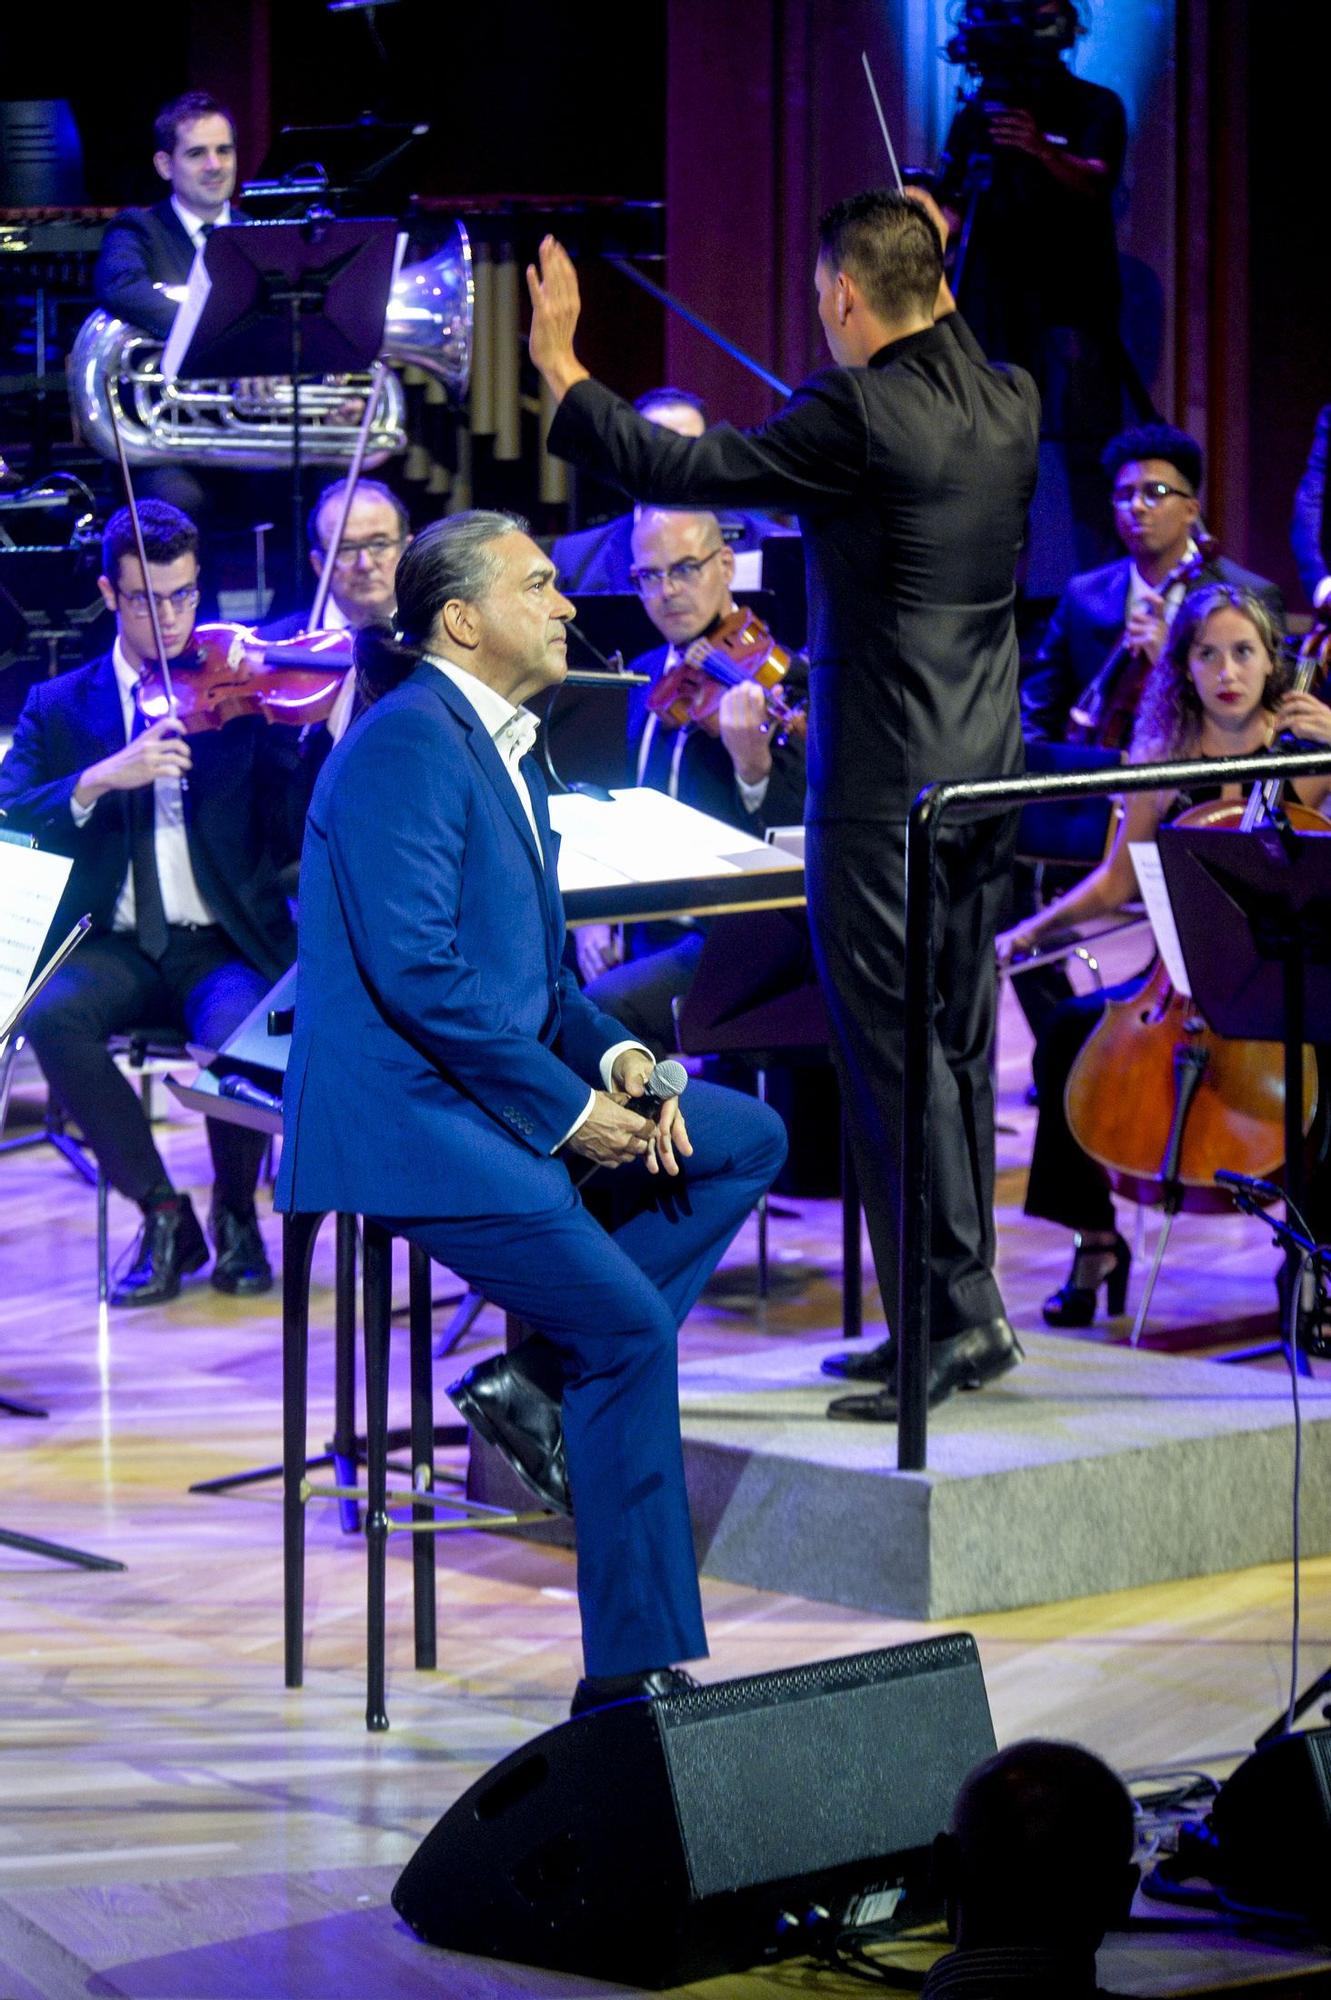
[106, 395, 180, 732]
[308, 360, 388, 631]
[861, 52, 906, 194]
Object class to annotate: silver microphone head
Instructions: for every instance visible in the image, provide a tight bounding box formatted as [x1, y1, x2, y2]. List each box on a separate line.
[649, 1059, 689, 1102]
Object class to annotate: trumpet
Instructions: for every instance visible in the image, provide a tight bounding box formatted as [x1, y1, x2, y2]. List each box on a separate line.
[68, 220, 473, 472]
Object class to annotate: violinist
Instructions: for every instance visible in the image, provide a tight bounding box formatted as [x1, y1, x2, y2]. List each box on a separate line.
[0, 500, 302, 1306]
[258, 478, 413, 747]
[1023, 425, 1281, 746]
[576, 505, 807, 1052]
[997, 583, 1331, 1329]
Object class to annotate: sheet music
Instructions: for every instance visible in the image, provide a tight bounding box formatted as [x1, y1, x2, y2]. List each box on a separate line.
[161, 246, 213, 382]
[0, 843, 72, 1037]
[550, 788, 798, 895]
[1128, 841, 1191, 994]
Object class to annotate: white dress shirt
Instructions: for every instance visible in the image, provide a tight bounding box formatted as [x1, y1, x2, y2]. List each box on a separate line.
[171, 195, 232, 255]
[69, 639, 215, 932]
[424, 652, 650, 1147]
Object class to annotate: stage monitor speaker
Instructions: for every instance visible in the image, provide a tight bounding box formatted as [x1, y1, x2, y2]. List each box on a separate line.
[392, 1634, 994, 1987]
[1207, 1726, 1331, 1932]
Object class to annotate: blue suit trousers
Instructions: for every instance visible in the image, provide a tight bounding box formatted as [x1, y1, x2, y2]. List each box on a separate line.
[375, 1078, 786, 1678]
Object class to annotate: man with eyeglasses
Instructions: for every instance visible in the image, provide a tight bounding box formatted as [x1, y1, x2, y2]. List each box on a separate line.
[259, 477, 412, 745]
[0, 500, 302, 1305]
[576, 506, 807, 1048]
[1022, 424, 1281, 744]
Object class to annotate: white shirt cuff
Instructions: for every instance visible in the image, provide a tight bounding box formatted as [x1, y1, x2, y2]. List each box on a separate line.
[599, 1039, 654, 1091]
[1314, 576, 1331, 610]
[556, 1088, 598, 1153]
[736, 772, 771, 812]
[70, 792, 94, 828]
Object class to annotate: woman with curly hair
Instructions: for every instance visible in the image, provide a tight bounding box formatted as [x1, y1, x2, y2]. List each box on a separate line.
[996, 583, 1331, 1326]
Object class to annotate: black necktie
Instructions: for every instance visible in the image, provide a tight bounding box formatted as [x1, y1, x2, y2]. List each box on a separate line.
[128, 708, 169, 960]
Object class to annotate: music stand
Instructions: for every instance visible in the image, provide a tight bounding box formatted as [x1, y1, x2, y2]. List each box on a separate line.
[1159, 816, 1331, 1738]
[162, 216, 399, 605]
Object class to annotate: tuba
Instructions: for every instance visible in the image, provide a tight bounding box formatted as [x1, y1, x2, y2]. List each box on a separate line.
[68, 219, 472, 472]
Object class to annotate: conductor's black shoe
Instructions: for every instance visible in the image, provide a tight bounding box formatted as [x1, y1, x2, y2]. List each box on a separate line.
[570, 1666, 699, 1719]
[210, 1203, 273, 1296]
[827, 1316, 1023, 1422]
[821, 1335, 897, 1382]
[110, 1194, 208, 1307]
[448, 1354, 572, 1517]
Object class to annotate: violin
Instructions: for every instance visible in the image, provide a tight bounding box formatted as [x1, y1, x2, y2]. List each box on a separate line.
[1068, 533, 1219, 752]
[1065, 624, 1331, 1214]
[646, 608, 807, 745]
[134, 624, 352, 734]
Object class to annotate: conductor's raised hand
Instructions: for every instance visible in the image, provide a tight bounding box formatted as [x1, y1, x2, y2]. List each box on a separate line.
[525, 236, 590, 403]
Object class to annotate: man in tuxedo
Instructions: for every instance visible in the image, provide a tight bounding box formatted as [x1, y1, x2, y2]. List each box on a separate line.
[0, 500, 300, 1304]
[1022, 423, 1282, 743]
[551, 387, 779, 594]
[95, 90, 240, 341]
[276, 511, 785, 1708]
[94, 91, 281, 602]
[528, 190, 1040, 1420]
[259, 477, 413, 748]
[577, 504, 807, 1049]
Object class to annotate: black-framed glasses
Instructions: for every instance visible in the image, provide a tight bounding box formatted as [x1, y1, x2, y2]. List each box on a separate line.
[116, 584, 201, 614]
[628, 549, 724, 595]
[327, 535, 405, 568]
[1110, 481, 1193, 511]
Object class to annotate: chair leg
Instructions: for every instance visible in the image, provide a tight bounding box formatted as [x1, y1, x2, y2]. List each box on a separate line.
[362, 1220, 392, 1732]
[283, 1210, 324, 1691]
[408, 1243, 437, 1672]
[332, 1214, 360, 1536]
[97, 1169, 109, 1305]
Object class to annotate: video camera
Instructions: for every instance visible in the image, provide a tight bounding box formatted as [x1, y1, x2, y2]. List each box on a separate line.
[942, 0, 1082, 107]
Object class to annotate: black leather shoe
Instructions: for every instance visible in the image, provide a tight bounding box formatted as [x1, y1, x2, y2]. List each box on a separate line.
[110, 1194, 208, 1307]
[1042, 1231, 1130, 1327]
[570, 1666, 698, 1719]
[448, 1354, 572, 1516]
[210, 1203, 274, 1296]
[827, 1316, 1023, 1421]
[821, 1336, 897, 1382]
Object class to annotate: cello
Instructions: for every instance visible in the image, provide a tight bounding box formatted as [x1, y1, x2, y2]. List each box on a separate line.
[1064, 615, 1331, 1330]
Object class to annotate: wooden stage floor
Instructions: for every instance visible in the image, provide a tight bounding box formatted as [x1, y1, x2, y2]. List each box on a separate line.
[1, 966, 1329, 1996]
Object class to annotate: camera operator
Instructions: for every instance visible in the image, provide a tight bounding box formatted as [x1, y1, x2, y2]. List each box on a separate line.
[935, 0, 1126, 568]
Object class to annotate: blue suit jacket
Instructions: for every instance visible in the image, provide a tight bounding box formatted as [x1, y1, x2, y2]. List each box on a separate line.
[275, 663, 632, 1219]
[1292, 405, 1329, 605]
[1021, 552, 1284, 743]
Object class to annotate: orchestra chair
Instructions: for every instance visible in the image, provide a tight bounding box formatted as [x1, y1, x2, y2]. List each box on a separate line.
[281, 1211, 552, 1732]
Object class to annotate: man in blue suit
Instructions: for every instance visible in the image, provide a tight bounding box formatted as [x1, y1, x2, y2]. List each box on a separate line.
[276, 510, 786, 1713]
[1022, 423, 1281, 743]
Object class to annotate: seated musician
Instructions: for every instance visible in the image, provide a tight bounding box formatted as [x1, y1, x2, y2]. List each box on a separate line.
[275, 509, 786, 1711]
[577, 504, 807, 1053]
[1022, 424, 1282, 746]
[94, 90, 241, 341]
[997, 584, 1331, 1327]
[551, 389, 780, 594]
[259, 477, 413, 746]
[0, 500, 302, 1305]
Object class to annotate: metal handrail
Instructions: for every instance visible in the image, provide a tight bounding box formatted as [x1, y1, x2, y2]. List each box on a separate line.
[899, 746, 1331, 1471]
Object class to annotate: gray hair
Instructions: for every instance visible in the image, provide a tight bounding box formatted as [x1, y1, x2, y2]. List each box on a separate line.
[354, 508, 529, 703]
